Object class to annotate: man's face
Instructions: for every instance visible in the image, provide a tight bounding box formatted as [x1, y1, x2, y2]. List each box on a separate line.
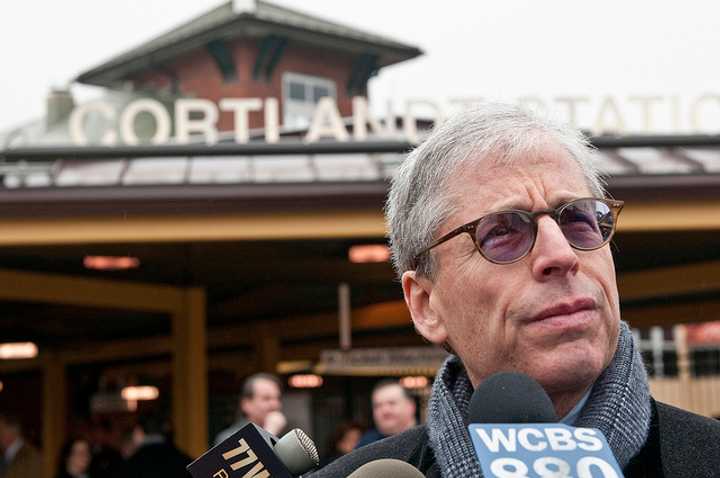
[404, 142, 621, 399]
[241, 379, 282, 426]
[372, 385, 416, 436]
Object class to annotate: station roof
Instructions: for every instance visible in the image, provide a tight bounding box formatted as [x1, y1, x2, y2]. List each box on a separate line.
[1, 136, 719, 213]
[76, 0, 423, 88]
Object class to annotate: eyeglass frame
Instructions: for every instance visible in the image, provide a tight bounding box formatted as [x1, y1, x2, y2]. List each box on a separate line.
[414, 197, 625, 266]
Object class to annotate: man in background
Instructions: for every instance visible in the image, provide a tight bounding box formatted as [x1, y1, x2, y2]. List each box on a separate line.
[355, 380, 417, 448]
[214, 373, 286, 445]
[0, 412, 42, 478]
[119, 411, 191, 478]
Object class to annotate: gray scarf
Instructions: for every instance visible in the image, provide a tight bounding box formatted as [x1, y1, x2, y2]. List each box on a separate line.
[426, 321, 651, 477]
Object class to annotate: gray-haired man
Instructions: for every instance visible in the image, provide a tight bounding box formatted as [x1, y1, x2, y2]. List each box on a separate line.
[214, 373, 286, 445]
[311, 103, 720, 477]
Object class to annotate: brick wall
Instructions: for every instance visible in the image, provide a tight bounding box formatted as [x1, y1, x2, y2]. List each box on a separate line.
[132, 38, 366, 131]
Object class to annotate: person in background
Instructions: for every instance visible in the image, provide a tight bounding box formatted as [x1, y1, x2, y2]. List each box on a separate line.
[0, 412, 42, 478]
[118, 412, 191, 478]
[87, 419, 122, 478]
[321, 422, 364, 466]
[355, 380, 417, 449]
[56, 438, 92, 478]
[214, 373, 286, 445]
[119, 427, 138, 460]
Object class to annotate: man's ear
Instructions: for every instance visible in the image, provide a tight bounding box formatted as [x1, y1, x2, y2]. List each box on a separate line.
[401, 270, 448, 345]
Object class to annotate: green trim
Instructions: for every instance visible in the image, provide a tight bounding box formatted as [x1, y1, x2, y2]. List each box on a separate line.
[253, 35, 287, 82]
[206, 40, 238, 82]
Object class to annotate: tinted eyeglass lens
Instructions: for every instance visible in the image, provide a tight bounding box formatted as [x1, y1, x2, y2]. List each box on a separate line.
[475, 212, 535, 263]
[558, 199, 612, 249]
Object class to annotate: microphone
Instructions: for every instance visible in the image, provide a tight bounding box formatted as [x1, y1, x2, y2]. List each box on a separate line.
[469, 371, 558, 424]
[346, 459, 424, 478]
[467, 372, 623, 478]
[273, 428, 319, 476]
[187, 423, 319, 478]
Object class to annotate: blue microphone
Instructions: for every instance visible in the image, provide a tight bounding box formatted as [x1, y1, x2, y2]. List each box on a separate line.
[467, 372, 624, 478]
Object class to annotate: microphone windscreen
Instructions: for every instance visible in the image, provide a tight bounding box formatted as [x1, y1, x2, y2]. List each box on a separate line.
[346, 459, 424, 478]
[468, 371, 558, 423]
[273, 428, 319, 475]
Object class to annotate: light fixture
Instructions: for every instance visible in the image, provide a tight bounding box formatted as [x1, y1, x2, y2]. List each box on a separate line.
[84, 255, 140, 271]
[400, 376, 429, 389]
[348, 244, 390, 263]
[0, 342, 38, 359]
[288, 374, 324, 389]
[121, 385, 159, 401]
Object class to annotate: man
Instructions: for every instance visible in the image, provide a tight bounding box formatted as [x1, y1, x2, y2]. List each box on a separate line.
[0, 413, 42, 478]
[119, 411, 192, 478]
[214, 373, 286, 445]
[88, 419, 123, 478]
[311, 103, 720, 477]
[355, 380, 417, 448]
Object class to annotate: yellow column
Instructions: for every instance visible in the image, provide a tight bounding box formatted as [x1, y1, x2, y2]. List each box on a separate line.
[172, 287, 208, 457]
[42, 354, 65, 478]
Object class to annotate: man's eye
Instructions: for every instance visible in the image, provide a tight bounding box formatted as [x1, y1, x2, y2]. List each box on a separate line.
[479, 225, 519, 247]
[565, 208, 596, 226]
[487, 225, 511, 237]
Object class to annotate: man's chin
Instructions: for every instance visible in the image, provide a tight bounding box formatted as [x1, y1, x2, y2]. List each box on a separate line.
[523, 348, 606, 395]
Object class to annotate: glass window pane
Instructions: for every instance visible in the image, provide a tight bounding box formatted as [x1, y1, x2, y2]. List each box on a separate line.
[313, 85, 330, 102]
[288, 82, 306, 101]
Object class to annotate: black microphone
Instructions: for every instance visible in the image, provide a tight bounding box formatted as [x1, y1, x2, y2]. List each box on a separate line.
[345, 459, 424, 478]
[468, 371, 557, 424]
[467, 372, 624, 478]
[187, 423, 319, 478]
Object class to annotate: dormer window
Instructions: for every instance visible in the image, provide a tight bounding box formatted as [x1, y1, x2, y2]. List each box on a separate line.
[282, 72, 336, 129]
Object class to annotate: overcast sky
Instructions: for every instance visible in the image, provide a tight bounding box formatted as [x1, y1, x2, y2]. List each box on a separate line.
[1, 0, 720, 133]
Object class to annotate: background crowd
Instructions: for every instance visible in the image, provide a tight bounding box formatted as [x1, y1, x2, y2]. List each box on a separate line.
[0, 373, 419, 478]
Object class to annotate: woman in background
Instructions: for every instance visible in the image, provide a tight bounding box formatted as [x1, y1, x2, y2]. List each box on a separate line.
[56, 438, 92, 478]
[322, 422, 364, 467]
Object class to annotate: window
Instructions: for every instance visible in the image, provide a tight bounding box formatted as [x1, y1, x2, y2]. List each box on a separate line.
[282, 73, 336, 129]
[636, 325, 679, 378]
[692, 348, 720, 377]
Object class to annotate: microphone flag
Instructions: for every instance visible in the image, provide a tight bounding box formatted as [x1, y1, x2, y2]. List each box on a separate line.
[188, 424, 292, 478]
[468, 423, 623, 478]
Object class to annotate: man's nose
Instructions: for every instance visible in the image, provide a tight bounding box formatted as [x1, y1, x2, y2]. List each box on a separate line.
[530, 216, 579, 281]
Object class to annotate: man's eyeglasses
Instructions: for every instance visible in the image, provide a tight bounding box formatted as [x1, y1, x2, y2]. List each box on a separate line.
[416, 198, 624, 265]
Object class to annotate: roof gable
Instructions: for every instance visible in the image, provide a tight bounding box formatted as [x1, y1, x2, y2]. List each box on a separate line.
[76, 0, 422, 88]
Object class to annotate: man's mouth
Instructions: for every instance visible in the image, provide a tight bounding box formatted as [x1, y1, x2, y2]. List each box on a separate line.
[530, 297, 597, 323]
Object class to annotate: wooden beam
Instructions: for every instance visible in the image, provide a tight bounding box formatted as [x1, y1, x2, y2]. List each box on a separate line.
[172, 288, 208, 458]
[623, 299, 720, 329]
[0, 210, 386, 246]
[42, 354, 65, 478]
[207, 300, 411, 347]
[0, 200, 716, 247]
[619, 199, 720, 232]
[0, 268, 182, 313]
[0, 300, 409, 375]
[619, 260, 720, 302]
[280, 329, 424, 361]
[0, 356, 43, 373]
[62, 336, 171, 364]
